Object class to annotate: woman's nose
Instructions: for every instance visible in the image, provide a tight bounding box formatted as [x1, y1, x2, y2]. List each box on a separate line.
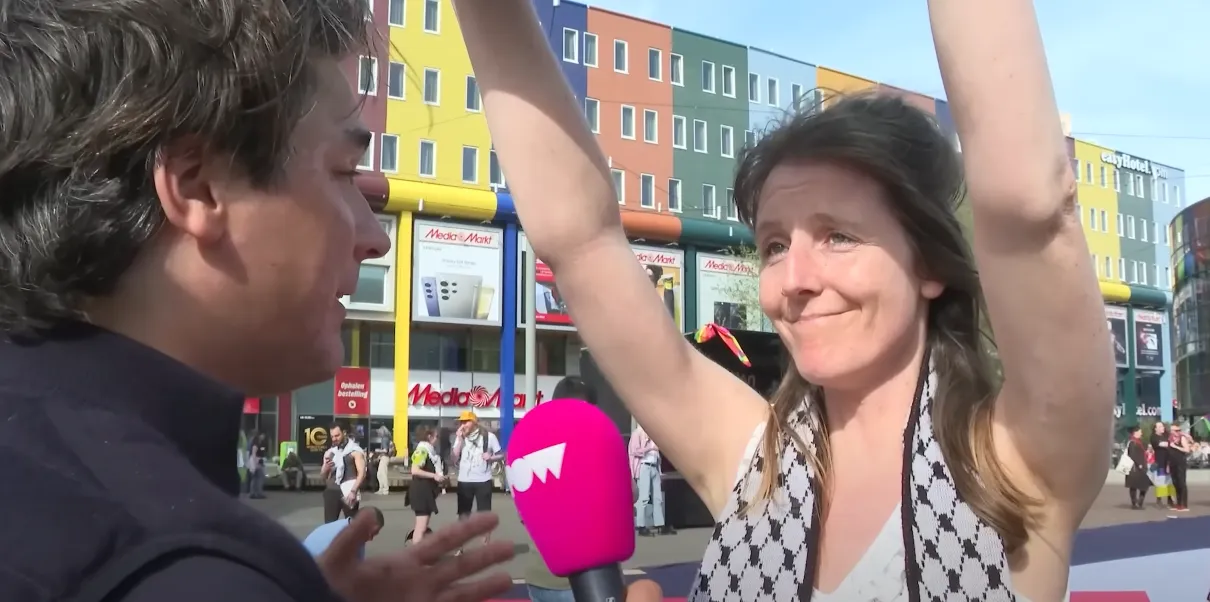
[780, 245, 823, 298]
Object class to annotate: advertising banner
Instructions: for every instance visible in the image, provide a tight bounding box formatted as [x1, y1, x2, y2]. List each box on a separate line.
[695, 252, 769, 332]
[413, 221, 503, 326]
[242, 397, 260, 414]
[518, 232, 574, 329]
[1132, 309, 1165, 370]
[333, 366, 371, 416]
[517, 234, 684, 331]
[1105, 305, 1129, 368]
[297, 414, 333, 464]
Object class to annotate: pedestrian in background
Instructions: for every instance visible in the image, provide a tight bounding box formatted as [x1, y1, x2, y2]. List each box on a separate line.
[1125, 426, 1152, 509]
[629, 424, 673, 537]
[1168, 422, 1192, 511]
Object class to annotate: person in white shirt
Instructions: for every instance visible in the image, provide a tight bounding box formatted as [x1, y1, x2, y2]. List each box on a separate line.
[629, 425, 672, 536]
[453, 410, 503, 547]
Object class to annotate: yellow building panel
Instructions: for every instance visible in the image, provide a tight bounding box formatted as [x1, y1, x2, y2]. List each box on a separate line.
[386, 0, 493, 192]
[385, 178, 497, 220]
[392, 213, 414, 454]
[1073, 139, 1122, 283]
[816, 67, 877, 106]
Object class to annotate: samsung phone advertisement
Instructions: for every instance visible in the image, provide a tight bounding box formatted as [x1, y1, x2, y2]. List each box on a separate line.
[1105, 304, 1128, 368]
[413, 221, 503, 326]
[518, 234, 684, 331]
[695, 252, 770, 332]
[1132, 309, 1165, 370]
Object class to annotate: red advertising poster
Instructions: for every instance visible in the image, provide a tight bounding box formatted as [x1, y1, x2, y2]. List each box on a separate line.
[333, 367, 371, 416]
[242, 397, 260, 414]
[532, 258, 572, 326]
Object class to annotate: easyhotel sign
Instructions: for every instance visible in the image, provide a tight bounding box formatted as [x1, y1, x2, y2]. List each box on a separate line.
[1101, 151, 1168, 178]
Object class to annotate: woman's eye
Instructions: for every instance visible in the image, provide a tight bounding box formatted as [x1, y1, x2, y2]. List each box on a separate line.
[761, 242, 787, 258]
[826, 231, 857, 246]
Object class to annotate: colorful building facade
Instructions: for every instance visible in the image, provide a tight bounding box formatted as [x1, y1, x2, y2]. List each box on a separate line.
[244, 0, 1189, 458]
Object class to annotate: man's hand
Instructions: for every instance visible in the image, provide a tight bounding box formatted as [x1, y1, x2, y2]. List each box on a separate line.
[319, 511, 515, 602]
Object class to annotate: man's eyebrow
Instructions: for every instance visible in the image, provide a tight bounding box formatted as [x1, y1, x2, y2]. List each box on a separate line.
[345, 126, 372, 149]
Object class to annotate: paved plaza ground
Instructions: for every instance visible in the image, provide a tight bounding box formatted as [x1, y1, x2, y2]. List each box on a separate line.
[251, 481, 1210, 580]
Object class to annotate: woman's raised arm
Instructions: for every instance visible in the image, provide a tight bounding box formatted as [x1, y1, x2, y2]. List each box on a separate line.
[930, 0, 1115, 513]
[451, 0, 768, 515]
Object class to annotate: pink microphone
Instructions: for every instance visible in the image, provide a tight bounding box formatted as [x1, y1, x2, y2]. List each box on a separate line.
[506, 398, 635, 601]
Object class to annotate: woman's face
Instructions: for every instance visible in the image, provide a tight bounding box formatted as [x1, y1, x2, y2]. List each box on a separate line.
[754, 162, 943, 390]
[1155, 422, 1166, 435]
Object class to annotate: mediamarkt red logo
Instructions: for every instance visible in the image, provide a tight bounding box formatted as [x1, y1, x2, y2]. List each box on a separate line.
[702, 258, 756, 276]
[421, 226, 499, 248]
[634, 250, 679, 267]
[409, 384, 545, 408]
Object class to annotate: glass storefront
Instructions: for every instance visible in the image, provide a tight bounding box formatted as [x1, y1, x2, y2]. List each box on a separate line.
[1170, 198, 1210, 413]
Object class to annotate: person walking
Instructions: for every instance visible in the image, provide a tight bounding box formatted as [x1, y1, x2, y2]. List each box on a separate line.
[408, 427, 445, 544]
[1125, 425, 1152, 509]
[629, 425, 673, 537]
[248, 432, 270, 499]
[375, 439, 397, 495]
[1168, 422, 1192, 512]
[454, 411, 503, 547]
[321, 424, 366, 524]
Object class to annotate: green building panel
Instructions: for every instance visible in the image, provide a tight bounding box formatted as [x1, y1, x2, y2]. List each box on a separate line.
[670, 29, 749, 220]
[1116, 169, 1156, 281]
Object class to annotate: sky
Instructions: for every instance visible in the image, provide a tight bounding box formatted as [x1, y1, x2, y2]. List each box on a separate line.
[588, 0, 1210, 203]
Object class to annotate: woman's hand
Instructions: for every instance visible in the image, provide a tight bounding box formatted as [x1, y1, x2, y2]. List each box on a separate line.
[319, 512, 514, 602]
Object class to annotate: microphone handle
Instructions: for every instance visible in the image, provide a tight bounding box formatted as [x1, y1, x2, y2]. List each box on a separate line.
[569, 564, 626, 602]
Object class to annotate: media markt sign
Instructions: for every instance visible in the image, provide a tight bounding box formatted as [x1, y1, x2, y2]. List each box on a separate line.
[408, 383, 545, 409]
[1100, 151, 1168, 178]
[696, 252, 766, 331]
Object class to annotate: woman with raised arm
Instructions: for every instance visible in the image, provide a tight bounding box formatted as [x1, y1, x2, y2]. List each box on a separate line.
[454, 0, 1112, 599]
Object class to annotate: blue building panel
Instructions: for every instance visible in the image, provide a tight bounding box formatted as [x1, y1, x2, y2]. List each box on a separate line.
[934, 99, 958, 147]
[745, 47, 817, 140]
[534, 0, 588, 103]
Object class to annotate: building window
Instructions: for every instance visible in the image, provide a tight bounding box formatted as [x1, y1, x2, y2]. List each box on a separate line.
[358, 57, 378, 95]
[1140, 263, 1148, 286]
[1104, 256, 1112, 278]
[1099, 165, 1107, 188]
[725, 188, 737, 221]
[611, 169, 624, 204]
[1165, 266, 1171, 288]
[672, 115, 686, 149]
[1127, 215, 1136, 239]
[702, 184, 718, 218]
[767, 77, 779, 107]
[667, 178, 682, 213]
[1140, 218, 1149, 242]
[357, 133, 375, 171]
[461, 146, 478, 184]
[692, 119, 707, 153]
[1136, 174, 1145, 199]
[640, 174, 655, 209]
[1088, 207, 1096, 231]
[418, 139, 436, 178]
[1117, 213, 1124, 236]
[791, 83, 804, 109]
[1125, 174, 1134, 196]
[562, 28, 579, 63]
[583, 33, 598, 67]
[388, 0, 405, 26]
[489, 150, 505, 188]
[643, 109, 658, 144]
[1173, 185, 1181, 206]
[613, 40, 628, 73]
[1119, 258, 1126, 282]
[584, 98, 600, 133]
[343, 215, 398, 312]
[620, 105, 635, 140]
[1084, 162, 1092, 184]
[648, 48, 662, 81]
[387, 62, 406, 99]
[423, 0, 439, 32]
[669, 53, 683, 86]
[748, 73, 760, 103]
[423, 68, 440, 105]
[1099, 210, 1107, 232]
[720, 125, 734, 158]
[701, 61, 715, 93]
[379, 134, 399, 173]
[721, 65, 735, 98]
[465, 76, 480, 112]
[1113, 168, 1120, 192]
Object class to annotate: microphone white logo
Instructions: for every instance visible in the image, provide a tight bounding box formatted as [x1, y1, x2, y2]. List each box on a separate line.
[506, 442, 567, 493]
